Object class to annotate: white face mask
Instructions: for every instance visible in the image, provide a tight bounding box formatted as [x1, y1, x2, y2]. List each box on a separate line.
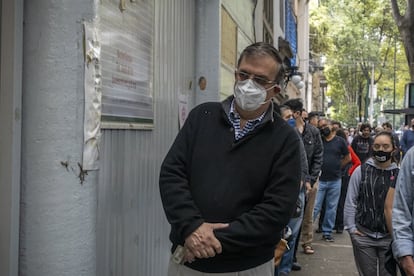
[234, 79, 273, 111]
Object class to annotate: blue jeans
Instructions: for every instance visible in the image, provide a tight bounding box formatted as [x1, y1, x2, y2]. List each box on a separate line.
[313, 179, 341, 236]
[277, 191, 305, 275]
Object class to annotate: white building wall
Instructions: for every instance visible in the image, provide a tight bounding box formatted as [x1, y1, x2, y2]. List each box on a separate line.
[297, 0, 311, 108]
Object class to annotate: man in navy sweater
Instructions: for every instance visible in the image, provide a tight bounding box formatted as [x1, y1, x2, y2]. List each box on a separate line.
[159, 42, 302, 275]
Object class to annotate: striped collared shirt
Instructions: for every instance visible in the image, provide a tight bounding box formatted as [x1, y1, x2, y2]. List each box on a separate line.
[228, 100, 266, 140]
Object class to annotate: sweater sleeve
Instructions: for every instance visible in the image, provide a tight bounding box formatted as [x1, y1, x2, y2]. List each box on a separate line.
[344, 165, 362, 234]
[159, 108, 204, 243]
[214, 130, 302, 253]
[392, 147, 414, 258]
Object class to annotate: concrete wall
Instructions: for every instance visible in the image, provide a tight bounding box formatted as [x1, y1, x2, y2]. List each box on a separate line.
[20, 1, 96, 275]
[0, 1, 23, 276]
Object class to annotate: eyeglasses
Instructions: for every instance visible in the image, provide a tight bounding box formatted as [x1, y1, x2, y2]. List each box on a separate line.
[235, 70, 277, 86]
[373, 144, 392, 151]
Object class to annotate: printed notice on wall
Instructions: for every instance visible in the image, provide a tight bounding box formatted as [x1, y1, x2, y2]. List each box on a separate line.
[178, 93, 189, 129]
[99, 0, 154, 129]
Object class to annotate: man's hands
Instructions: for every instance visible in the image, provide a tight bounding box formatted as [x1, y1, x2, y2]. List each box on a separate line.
[399, 255, 414, 276]
[183, 222, 229, 263]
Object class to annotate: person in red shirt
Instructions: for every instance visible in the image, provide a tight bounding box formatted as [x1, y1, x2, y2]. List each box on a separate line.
[335, 129, 361, 233]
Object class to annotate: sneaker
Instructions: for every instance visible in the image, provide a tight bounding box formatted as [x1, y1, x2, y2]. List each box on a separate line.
[291, 262, 302, 271]
[315, 227, 322, 233]
[336, 229, 343, 234]
[323, 235, 334, 242]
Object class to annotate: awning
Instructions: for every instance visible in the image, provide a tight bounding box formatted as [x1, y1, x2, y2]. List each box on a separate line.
[382, 108, 414, 115]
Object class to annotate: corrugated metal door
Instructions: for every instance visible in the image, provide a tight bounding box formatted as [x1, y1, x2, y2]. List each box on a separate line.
[96, 1, 196, 275]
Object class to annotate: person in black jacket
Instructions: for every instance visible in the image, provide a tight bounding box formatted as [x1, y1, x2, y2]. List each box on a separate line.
[351, 123, 374, 163]
[159, 42, 302, 275]
[279, 99, 323, 273]
[277, 104, 309, 275]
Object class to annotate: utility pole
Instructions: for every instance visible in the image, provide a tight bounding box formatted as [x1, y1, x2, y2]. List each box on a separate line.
[393, 37, 397, 127]
[320, 77, 327, 115]
[369, 63, 375, 125]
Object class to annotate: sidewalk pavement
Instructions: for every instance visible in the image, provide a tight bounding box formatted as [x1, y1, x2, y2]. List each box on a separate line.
[292, 231, 358, 276]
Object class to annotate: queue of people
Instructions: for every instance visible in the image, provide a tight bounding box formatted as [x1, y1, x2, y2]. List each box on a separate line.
[158, 41, 414, 276]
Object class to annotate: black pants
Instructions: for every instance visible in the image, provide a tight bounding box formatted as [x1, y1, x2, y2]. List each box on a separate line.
[335, 174, 350, 230]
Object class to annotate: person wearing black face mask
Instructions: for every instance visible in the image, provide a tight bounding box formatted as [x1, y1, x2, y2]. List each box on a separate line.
[344, 131, 399, 276]
[351, 123, 374, 164]
[313, 118, 350, 243]
[320, 126, 331, 137]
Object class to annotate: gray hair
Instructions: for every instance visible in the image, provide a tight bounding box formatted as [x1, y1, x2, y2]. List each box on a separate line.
[237, 42, 285, 83]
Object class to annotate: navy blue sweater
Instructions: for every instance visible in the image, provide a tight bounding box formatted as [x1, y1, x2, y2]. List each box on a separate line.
[159, 98, 301, 273]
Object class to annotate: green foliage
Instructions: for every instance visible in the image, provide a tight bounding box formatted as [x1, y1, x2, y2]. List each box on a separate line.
[310, 0, 410, 126]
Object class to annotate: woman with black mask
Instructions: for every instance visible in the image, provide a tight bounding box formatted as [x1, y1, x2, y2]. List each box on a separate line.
[344, 131, 399, 276]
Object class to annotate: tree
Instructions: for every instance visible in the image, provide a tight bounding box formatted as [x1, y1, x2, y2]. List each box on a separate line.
[391, 0, 414, 81]
[309, 0, 410, 126]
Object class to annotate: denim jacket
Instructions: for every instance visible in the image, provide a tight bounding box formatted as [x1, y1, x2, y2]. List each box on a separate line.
[392, 146, 414, 258]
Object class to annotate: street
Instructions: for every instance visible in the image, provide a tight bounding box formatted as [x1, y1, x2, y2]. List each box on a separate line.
[293, 230, 358, 275]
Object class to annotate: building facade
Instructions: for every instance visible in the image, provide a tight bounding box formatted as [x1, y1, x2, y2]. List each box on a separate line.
[0, 1, 309, 275]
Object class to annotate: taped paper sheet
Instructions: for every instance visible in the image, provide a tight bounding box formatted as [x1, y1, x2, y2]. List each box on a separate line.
[83, 21, 102, 170]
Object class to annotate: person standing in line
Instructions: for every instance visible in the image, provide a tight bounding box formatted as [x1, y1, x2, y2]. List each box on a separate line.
[313, 118, 350, 242]
[348, 127, 356, 145]
[301, 109, 308, 122]
[283, 99, 323, 259]
[382, 121, 401, 164]
[159, 42, 302, 276]
[331, 120, 342, 133]
[351, 123, 374, 164]
[391, 145, 414, 276]
[400, 118, 414, 157]
[344, 132, 399, 276]
[307, 111, 319, 128]
[317, 121, 342, 233]
[276, 105, 309, 276]
[334, 129, 360, 234]
[375, 125, 385, 135]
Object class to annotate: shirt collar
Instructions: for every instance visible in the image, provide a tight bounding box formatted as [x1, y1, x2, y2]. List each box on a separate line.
[229, 99, 267, 123]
